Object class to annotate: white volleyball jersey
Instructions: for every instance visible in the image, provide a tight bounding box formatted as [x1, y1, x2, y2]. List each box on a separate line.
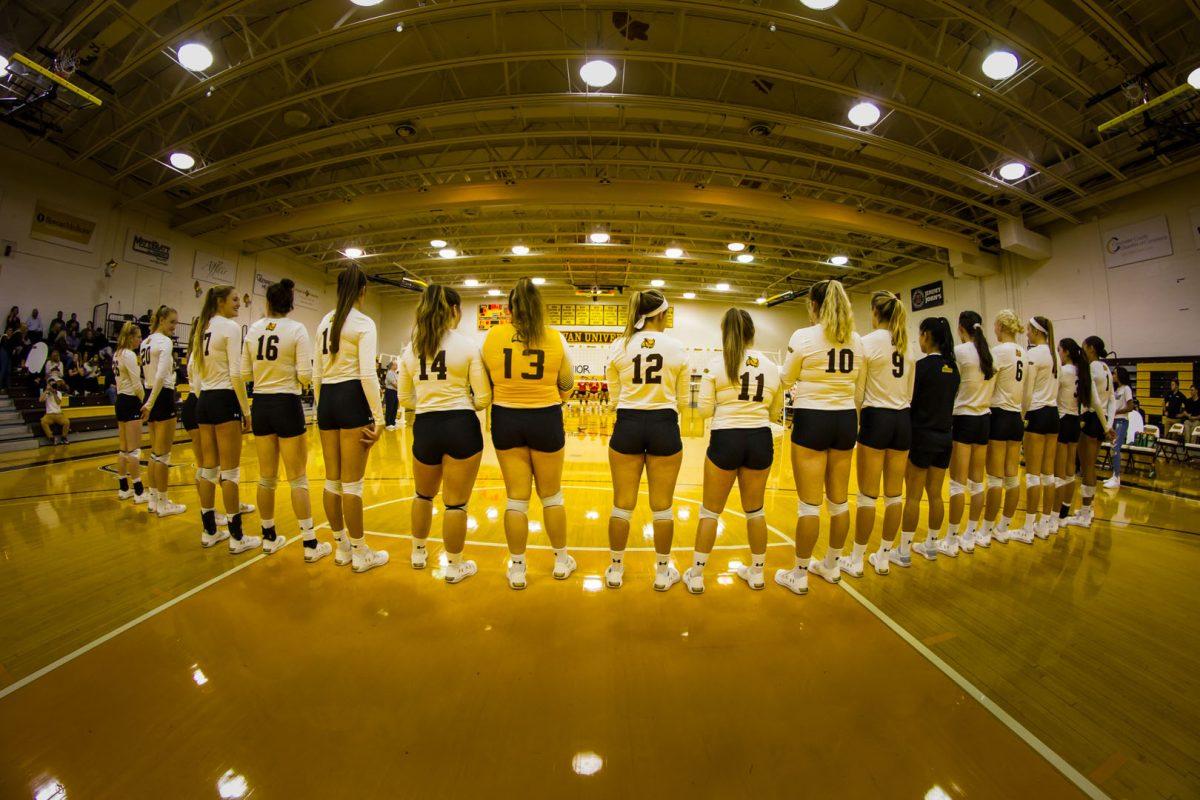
[781, 325, 864, 411]
[115, 349, 142, 397]
[398, 329, 492, 413]
[314, 307, 377, 385]
[989, 341, 1024, 412]
[1023, 343, 1056, 411]
[196, 314, 243, 391]
[1057, 363, 1080, 416]
[606, 331, 690, 411]
[140, 332, 177, 390]
[699, 350, 783, 430]
[860, 328, 914, 410]
[952, 341, 994, 416]
[242, 317, 312, 395]
[1091, 360, 1113, 415]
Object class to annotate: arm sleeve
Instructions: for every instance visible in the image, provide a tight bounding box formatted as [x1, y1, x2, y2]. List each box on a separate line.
[144, 345, 169, 407]
[229, 328, 250, 412]
[312, 329, 325, 403]
[240, 335, 252, 381]
[1089, 372, 1111, 433]
[556, 334, 574, 398]
[468, 349, 493, 410]
[768, 372, 785, 423]
[781, 335, 802, 391]
[396, 356, 415, 411]
[675, 358, 691, 413]
[906, 349, 916, 403]
[1022, 357, 1035, 412]
[358, 326, 385, 424]
[697, 370, 716, 420]
[295, 327, 313, 388]
[605, 353, 621, 408]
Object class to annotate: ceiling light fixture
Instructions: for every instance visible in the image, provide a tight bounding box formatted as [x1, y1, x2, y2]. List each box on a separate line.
[589, 231, 611, 244]
[438, 248, 458, 259]
[847, 101, 881, 127]
[531, 277, 546, 285]
[756, 297, 767, 305]
[650, 279, 665, 287]
[343, 247, 364, 259]
[982, 50, 1019, 80]
[664, 247, 684, 259]
[1190, 67, 1200, 90]
[0, 55, 9, 75]
[511, 245, 530, 256]
[487, 289, 503, 297]
[169, 152, 196, 170]
[464, 278, 480, 287]
[682, 292, 696, 300]
[350, 0, 384, 5]
[735, 253, 754, 264]
[726, 242, 746, 252]
[715, 283, 731, 292]
[999, 161, 1028, 181]
[177, 42, 214, 72]
[830, 255, 849, 266]
[800, 0, 839, 9]
[579, 59, 618, 88]
[430, 239, 447, 248]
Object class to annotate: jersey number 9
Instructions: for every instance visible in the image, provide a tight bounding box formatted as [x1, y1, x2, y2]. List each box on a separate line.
[503, 347, 545, 380]
[891, 351, 904, 378]
[256, 335, 279, 361]
[419, 351, 448, 380]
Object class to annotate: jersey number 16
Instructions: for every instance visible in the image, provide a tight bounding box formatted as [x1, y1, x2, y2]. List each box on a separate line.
[255, 335, 279, 361]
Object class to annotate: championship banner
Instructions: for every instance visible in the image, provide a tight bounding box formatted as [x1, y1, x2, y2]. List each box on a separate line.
[252, 268, 321, 310]
[910, 280, 944, 311]
[1102, 215, 1173, 269]
[30, 201, 97, 252]
[547, 303, 673, 327]
[124, 228, 172, 270]
[192, 250, 237, 284]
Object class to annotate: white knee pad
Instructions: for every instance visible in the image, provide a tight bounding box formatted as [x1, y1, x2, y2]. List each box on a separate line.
[127, 448, 141, 461]
[1004, 475, 1020, 490]
[324, 479, 342, 495]
[1026, 474, 1041, 488]
[855, 493, 877, 510]
[797, 500, 821, 517]
[651, 508, 674, 522]
[1081, 484, 1095, 499]
[289, 475, 309, 490]
[699, 506, 721, 521]
[197, 466, 219, 484]
[968, 480, 985, 496]
[539, 491, 564, 508]
[1041, 474, 1055, 488]
[506, 497, 530, 514]
[987, 475, 1003, 490]
[342, 479, 364, 497]
[258, 476, 278, 490]
[1056, 475, 1072, 488]
[884, 494, 903, 507]
[151, 451, 170, 466]
[219, 467, 240, 484]
[610, 506, 633, 521]
[745, 507, 766, 520]
[949, 480, 965, 497]
[826, 499, 849, 517]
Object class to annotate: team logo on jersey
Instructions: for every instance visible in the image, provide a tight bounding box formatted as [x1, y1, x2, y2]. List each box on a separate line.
[266, 322, 277, 331]
[745, 356, 759, 368]
[942, 365, 954, 374]
[641, 338, 655, 348]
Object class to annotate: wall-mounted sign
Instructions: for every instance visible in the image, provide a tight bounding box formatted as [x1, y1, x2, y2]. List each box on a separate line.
[124, 229, 172, 270]
[563, 330, 621, 344]
[546, 303, 673, 328]
[30, 201, 97, 252]
[192, 250, 237, 284]
[910, 280, 944, 311]
[1102, 215, 1173, 269]
[476, 303, 510, 330]
[252, 268, 320, 310]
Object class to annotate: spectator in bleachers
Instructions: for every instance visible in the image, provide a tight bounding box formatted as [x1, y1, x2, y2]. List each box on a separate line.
[0, 323, 17, 390]
[44, 349, 65, 384]
[1163, 378, 1187, 434]
[26, 309, 44, 343]
[81, 322, 103, 357]
[67, 313, 79, 335]
[64, 326, 80, 352]
[6, 307, 20, 331]
[40, 380, 70, 444]
[1184, 385, 1200, 441]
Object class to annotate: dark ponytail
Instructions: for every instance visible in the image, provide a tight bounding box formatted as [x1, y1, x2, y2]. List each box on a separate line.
[1060, 337, 1090, 408]
[921, 316, 955, 362]
[266, 278, 295, 316]
[959, 310, 994, 380]
[330, 264, 367, 355]
[413, 284, 461, 361]
[1084, 335, 1108, 360]
[508, 277, 546, 348]
[721, 308, 754, 382]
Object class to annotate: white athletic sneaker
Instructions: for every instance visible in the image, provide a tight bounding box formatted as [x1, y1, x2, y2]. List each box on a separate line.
[1034, 521, 1050, 540]
[411, 544, 428, 570]
[157, 500, 187, 518]
[736, 564, 765, 590]
[886, 549, 913, 568]
[807, 557, 840, 585]
[1103, 475, 1120, 490]
[913, 540, 939, 561]
[507, 560, 527, 589]
[385, 425, 397, 432]
[445, 560, 478, 584]
[867, 551, 891, 575]
[837, 555, 865, 579]
[351, 545, 389, 573]
[201, 529, 230, 549]
[334, 537, 353, 566]
[774, 567, 808, 595]
[605, 562, 624, 589]
[133, 492, 148, 505]
[240, 503, 256, 515]
[653, 561, 681, 592]
[935, 536, 959, 557]
[1049, 517, 1061, 535]
[992, 527, 1011, 544]
[118, 489, 133, 501]
[959, 532, 976, 554]
[147, 496, 159, 515]
[681, 566, 705, 594]
[553, 553, 577, 580]
[1064, 513, 1092, 529]
[262, 534, 287, 555]
[975, 530, 992, 548]
[229, 534, 262, 555]
[304, 541, 333, 563]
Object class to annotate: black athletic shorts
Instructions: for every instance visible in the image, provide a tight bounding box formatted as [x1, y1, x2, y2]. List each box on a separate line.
[491, 404, 565, 452]
[413, 409, 484, 465]
[1080, 411, 1105, 440]
[909, 429, 953, 470]
[857, 407, 912, 451]
[180, 393, 199, 431]
[115, 393, 142, 423]
[252, 394, 306, 439]
[790, 408, 857, 451]
[707, 427, 774, 471]
[989, 408, 1024, 442]
[1025, 406, 1059, 436]
[147, 388, 177, 423]
[1058, 413, 1081, 445]
[610, 408, 683, 457]
[317, 381, 374, 431]
[952, 413, 989, 446]
[196, 388, 243, 426]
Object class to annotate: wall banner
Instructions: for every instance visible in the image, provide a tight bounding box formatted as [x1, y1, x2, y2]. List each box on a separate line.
[563, 330, 621, 344]
[1102, 215, 1173, 269]
[192, 251, 237, 284]
[30, 201, 97, 251]
[910, 280, 944, 311]
[124, 229, 172, 270]
[252, 268, 320, 310]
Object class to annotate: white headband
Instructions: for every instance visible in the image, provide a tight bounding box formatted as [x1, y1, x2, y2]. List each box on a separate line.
[634, 298, 670, 330]
[1029, 317, 1046, 334]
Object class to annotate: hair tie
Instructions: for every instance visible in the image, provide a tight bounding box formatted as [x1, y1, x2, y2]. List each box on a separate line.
[634, 298, 670, 330]
[1029, 317, 1046, 334]
[973, 322, 982, 331]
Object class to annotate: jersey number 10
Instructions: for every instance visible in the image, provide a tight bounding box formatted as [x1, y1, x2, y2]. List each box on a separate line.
[825, 348, 855, 374]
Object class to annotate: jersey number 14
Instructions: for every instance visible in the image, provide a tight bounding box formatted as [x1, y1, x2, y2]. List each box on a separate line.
[419, 351, 448, 380]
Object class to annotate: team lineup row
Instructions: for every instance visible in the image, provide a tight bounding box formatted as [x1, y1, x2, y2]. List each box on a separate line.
[104, 268, 1119, 593]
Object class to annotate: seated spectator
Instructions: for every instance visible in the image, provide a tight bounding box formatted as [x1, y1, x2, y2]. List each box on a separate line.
[44, 348, 65, 384]
[26, 309, 44, 343]
[81, 324, 103, 357]
[1127, 400, 1145, 440]
[65, 328, 80, 352]
[1184, 385, 1200, 440]
[40, 380, 71, 444]
[6, 306, 20, 331]
[64, 351, 88, 393]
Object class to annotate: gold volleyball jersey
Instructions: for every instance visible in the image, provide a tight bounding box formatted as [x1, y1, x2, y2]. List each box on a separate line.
[481, 323, 573, 408]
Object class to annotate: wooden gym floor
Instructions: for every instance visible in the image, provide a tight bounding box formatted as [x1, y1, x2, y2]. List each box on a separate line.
[0, 414, 1197, 799]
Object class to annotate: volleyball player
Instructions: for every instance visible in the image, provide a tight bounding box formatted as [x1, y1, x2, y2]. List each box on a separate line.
[139, 305, 186, 518]
[1018, 315, 1059, 543]
[481, 277, 576, 589]
[244, 278, 329, 561]
[113, 321, 146, 504]
[398, 284, 492, 584]
[923, 311, 993, 560]
[315, 264, 388, 573]
[1105, 367, 1134, 490]
[1066, 336, 1115, 528]
[776, 279, 863, 594]
[1053, 338, 1088, 533]
[683, 309, 782, 593]
[605, 289, 690, 591]
[978, 310, 1026, 547]
[191, 286, 258, 554]
[882, 317, 959, 572]
[844, 291, 913, 578]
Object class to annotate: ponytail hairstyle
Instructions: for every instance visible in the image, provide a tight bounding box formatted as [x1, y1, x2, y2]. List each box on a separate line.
[871, 290, 908, 354]
[412, 284, 461, 361]
[330, 264, 368, 355]
[920, 316, 955, 362]
[266, 278, 295, 317]
[1030, 315, 1057, 377]
[995, 308, 1023, 339]
[150, 304, 173, 332]
[1060, 337, 1090, 408]
[115, 321, 140, 354]
[721, 308, 755, 382]
[190, 286, 234, 371]
[959, 310, 994, 379]
[1083, 334, 1108, 361]
[809, 279, 853, 344]
[622, 289, 669, 344]
[508, 277, 545, 347]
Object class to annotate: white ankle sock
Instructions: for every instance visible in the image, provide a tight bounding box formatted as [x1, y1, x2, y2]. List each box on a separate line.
[851, 542, 867, 561]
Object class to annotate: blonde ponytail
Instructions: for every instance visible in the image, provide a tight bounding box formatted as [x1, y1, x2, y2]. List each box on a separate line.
[190, 286, 233, 371]
[115, 321, 140, 354]
[995, 308, 1022, 338]
[508, 277, 546, 348]
[871, 291, 908, 354]
[622, 289, 668, 344]
[811, 279, 853, 344]
[721, 308, 754, 382]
